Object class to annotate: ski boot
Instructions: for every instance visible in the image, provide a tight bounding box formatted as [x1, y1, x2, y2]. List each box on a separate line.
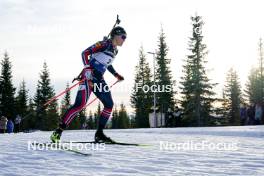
[94, 130, 115, 143]
[50, 129, 62, 143]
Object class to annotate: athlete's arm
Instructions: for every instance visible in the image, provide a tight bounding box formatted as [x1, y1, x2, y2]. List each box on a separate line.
[81, 41, 108, 65]
[108, 65, 124, 81]
[107, 65, 117, 75]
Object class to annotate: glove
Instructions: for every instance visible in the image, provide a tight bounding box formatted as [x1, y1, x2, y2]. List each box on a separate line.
[114, 73, 124, 81]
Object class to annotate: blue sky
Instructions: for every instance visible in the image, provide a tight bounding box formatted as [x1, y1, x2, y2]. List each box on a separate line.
[1, 0, 264, 113]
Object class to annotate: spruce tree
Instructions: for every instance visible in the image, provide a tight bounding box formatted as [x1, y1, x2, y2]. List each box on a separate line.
[60, 82, 71, 115]
[15, 80, 28, 130]
[223, 68, 242, 125]
[130, 46, 153, 128]
[77, 108, 87, 129]
[129, 114, 136, 128]
[155, 27, 175, 114]
[93, 103, 101, 128]
[258, 38, 264, 103]
[245, 67, 262, 104]
[0, 52, 16, 119]
[34, 62, 59, 130]
[34, 85, 43, 129]
[218, 91, 230, 125]
[117, 103, 129, 129]
[180, 15, 216, 126]
[87, 110, 94, 129]
[111, 105, 118, 129]
[15, 80, 28, 117]
[245, 38, 264, 105]
[22, 98, 36, 130]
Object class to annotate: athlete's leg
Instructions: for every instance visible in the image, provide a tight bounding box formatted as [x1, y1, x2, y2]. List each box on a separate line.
[92, 80, 114, 131]
[50, 77, 92, 142]
[62, 81, 91, 127]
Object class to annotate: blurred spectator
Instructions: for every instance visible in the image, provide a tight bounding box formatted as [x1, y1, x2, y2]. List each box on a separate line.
[165, 108, 174, 127]
[14, 115, 22, 133]
[174, 106, 183, 127]
[7, 119, 14, 133]
[0, 116, 8, 133]
[255, 103, 262, 125]
[247, 104, 255, 125]
[82, 123, 88, 129]
[240, 104, 247, 126]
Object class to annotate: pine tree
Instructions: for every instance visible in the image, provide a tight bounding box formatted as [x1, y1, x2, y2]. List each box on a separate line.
[34, 84, 43, 129]
[77, 108, 87, 129]
[223, 68, 242, 125]
[87, 110, 94, 129]
[130, 46, 153, 128]
[245, 67, 262, 104]
[34, 62, 59, 130]
[155, 27, 175, 114]
[129, 114, 136, 128]
[15, 80, 29, 131]
[15, 80, 28, 117]
[93, 103, 101, 129]
[117, 103, 130, 129]
[217, 91, 230, 126]
[258, 38, 264, 103]
[46, 99, 60, 131]
[111, 106, 118, 129]
[245, 38, 264, 105]
[0, 52, 16, 119]
[180, 14, 216, 127]
[60, 82, 71, 115]
[22, 98, 36, 130]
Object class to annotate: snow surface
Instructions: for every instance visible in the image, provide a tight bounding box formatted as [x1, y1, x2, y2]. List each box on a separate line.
[1, 126, 264, 176]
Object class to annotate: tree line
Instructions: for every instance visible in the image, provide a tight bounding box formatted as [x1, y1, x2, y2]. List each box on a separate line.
[130, 14, 264, 127]
[1, 14, 264, 130]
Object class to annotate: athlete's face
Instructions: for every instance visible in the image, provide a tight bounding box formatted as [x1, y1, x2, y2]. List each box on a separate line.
[114, 34, 126, 46]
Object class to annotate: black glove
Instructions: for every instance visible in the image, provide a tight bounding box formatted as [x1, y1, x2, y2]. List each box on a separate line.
[114, 73, 124, 81]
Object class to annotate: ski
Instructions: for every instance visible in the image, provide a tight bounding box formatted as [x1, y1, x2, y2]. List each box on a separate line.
[31, 142, 91, 156]
[62, 141, 150, 146]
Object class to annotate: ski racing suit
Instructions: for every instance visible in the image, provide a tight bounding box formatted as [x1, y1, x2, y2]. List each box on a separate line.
[61, 39, 119, 130]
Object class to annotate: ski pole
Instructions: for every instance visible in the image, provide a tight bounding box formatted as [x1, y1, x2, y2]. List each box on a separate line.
[84, 80, 120, 108]
[43, 79, 84, 107]
[22, 78, 85, 121]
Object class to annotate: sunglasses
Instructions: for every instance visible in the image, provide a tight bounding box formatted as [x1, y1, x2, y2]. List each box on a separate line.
[121, 35, 127, 40]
